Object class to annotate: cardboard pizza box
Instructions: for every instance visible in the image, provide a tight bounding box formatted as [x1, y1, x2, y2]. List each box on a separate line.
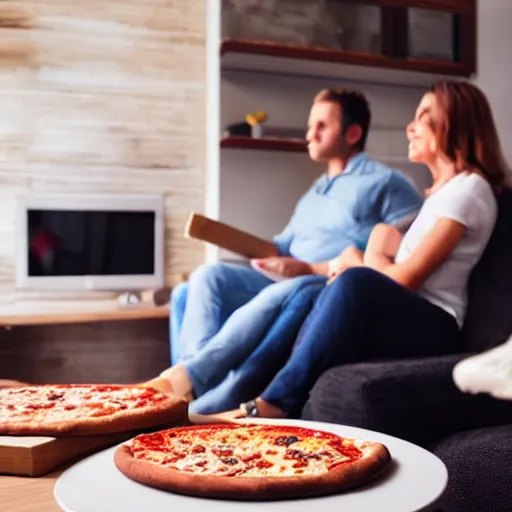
[0, 432, 134, 477]
[185, 212, 277, 259]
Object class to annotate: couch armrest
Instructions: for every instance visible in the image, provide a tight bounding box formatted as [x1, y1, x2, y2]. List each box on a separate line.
[302, 354, 512, 448]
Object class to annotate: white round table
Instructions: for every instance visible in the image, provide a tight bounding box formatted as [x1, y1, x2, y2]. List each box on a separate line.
[54, 419, 447, 512]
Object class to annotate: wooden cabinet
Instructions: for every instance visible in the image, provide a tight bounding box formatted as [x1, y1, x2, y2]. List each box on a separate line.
[221, 0, 476, 80]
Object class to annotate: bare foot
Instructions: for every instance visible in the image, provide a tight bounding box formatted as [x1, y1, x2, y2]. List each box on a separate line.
[0, 379, 29, 388]
[139, 376, 175, 394]
[254, 398, 287, 418]
[188, 410, 248, 425]
[213, 409, 249, 422]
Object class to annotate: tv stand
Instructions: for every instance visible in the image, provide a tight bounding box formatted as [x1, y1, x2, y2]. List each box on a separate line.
[0, 301, 169, 328]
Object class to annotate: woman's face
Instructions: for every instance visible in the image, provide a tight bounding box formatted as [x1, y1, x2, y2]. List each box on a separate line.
[407, 93, 439, 164]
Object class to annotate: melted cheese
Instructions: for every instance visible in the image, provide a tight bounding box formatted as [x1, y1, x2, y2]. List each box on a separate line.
[131, 425, 362, 478]
[0, 385, 165, 424]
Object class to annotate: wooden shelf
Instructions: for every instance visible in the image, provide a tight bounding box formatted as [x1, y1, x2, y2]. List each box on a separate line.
[220, 136, 307, 153]
[220, 38, 471, 87]
[0, 303, 169, 327]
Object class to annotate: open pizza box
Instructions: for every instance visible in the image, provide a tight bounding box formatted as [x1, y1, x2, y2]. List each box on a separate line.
[0, 411, 235, 477]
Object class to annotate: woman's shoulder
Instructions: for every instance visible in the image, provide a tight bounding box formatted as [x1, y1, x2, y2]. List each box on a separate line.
[457, 169, 492, 188]
[447, 170, 496, 203]
[428, 171, 498, 229]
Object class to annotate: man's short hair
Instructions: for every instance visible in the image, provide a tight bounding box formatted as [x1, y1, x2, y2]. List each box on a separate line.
[314, 88, 371, 151]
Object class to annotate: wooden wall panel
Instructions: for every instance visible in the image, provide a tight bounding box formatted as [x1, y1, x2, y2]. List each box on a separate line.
[0, 0, 206, 306]
[0, 319, 170, 384]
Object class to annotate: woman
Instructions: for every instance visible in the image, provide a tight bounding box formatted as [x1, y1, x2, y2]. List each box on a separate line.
[147, 80, 507, 419]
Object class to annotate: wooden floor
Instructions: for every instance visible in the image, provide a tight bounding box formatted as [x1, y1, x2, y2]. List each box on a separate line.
[0, 470, 62, 512]
[0, 319, 170, 384]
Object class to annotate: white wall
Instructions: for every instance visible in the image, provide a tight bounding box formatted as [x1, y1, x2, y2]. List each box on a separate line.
[219, 71, 429, 250]
[472, 0, 512, 178]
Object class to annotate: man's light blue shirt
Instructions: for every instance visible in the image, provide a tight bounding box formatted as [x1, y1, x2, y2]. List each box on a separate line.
[273, 152, 423, 263]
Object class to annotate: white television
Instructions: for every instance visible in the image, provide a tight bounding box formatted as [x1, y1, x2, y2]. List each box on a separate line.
[15, 193, 165, 291]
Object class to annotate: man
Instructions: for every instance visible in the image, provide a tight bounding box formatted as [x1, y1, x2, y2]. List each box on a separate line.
[168, 88, 423, 370]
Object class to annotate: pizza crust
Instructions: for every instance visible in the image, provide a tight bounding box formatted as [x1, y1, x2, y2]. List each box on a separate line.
[0, 388, 188, 437]
[114, 434, 391, 500]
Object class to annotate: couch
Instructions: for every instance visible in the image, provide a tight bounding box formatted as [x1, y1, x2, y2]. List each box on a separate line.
[302, 188, 512, 511]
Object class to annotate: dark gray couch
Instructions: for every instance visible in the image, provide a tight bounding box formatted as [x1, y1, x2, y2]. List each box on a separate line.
[302, 188, 512, 512]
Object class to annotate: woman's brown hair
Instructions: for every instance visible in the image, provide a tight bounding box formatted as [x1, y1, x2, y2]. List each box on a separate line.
[429, 80, 509, 193]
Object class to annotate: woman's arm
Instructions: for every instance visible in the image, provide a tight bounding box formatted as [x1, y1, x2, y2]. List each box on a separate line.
[365, 218, 467, 291]
[364, 224, 403, 268]
[327, 223, 402, 284]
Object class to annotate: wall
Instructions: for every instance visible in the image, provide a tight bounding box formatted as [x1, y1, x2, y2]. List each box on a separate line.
[0, 0, 206, 306]
[472, 0, 512, 178]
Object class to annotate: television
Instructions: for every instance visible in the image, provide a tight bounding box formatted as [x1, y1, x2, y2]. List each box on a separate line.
[15, 193, 165, 291]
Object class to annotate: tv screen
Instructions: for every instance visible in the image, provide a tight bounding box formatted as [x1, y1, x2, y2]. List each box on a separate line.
[27, 209, 156, 277]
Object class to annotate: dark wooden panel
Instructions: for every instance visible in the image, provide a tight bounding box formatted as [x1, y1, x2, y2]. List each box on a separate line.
[221, 136, 307, 153]
[0, 319, 170, 385]
[339, 0, 474, 13]
[221, 39, 471, 77]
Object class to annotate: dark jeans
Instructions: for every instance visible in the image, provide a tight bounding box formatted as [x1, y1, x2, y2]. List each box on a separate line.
[261, 267, 461, 414]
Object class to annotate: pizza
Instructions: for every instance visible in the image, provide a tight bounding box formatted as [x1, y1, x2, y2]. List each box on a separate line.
[114, 423, 391, 500]
[0, 384, 188, 436]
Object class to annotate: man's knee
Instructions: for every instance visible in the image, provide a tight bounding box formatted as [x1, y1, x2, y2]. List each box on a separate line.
[283, 282, 324, 310]
[189, 262, 229, 287]
[252, 279, 296, 306]
[189, 262, 255, 298]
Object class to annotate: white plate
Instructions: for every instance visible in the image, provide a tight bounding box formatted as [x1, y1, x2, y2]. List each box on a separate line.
[250, 259, 290, 282]
[54, 419, 447, 512]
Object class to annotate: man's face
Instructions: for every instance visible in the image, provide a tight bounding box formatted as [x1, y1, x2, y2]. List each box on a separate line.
[306, 101, 345, 162]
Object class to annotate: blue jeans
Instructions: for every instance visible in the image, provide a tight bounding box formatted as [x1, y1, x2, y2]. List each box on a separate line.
[169, 282, 187, 365]
[260, 267, 461, 416]
[182, 271, 327, 397]
[172, 262, 273, 363]
[188, 280, 325, 414]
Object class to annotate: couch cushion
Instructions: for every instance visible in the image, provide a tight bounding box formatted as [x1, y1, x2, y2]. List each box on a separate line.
[461, 187, 512, 352]
[301, 356, 512, 448]
[431, 424, 512, 512]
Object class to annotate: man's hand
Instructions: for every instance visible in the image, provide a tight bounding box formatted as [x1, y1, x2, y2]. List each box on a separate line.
[327, 245, 364, 284]
[252, 257, 312, 278]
